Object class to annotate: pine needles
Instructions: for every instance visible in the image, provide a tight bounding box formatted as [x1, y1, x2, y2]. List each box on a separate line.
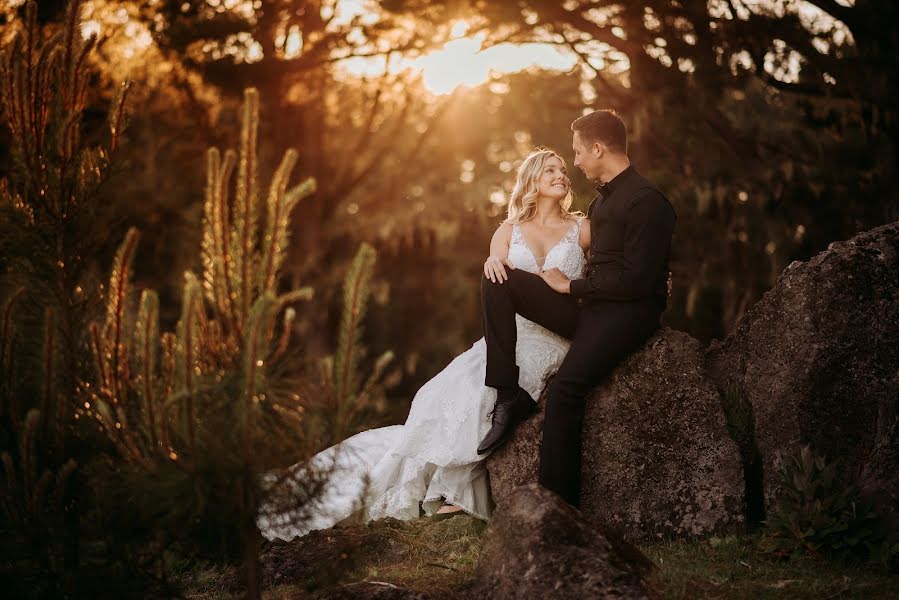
[0, 2, 130, 592]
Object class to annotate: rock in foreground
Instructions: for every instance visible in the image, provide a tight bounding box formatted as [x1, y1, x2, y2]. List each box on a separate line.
[472, 483, 653, 600]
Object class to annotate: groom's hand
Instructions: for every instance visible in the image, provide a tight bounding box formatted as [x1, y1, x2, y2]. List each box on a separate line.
[484, 255, 516, 283]
[540, 268, 571, 294]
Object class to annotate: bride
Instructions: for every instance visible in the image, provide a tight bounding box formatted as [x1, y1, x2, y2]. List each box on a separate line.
[258, 149, 589, 540]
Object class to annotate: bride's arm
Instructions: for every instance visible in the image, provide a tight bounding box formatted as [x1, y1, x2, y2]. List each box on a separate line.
[484, 223, 514, 283]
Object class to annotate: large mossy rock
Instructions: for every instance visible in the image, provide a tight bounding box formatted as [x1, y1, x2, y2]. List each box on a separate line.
[486, 328, 745, 539]
[472, 483, 653, 599]
[706, 222, 899, 517]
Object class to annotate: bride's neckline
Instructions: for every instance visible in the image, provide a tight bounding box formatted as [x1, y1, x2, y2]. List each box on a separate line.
[514, 220, 578, 269]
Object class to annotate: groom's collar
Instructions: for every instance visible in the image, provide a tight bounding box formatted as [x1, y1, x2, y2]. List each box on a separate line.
[596, 164, 635, 197]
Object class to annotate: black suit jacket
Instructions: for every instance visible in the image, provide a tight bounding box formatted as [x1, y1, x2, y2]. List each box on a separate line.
[569, 166, 676, 308]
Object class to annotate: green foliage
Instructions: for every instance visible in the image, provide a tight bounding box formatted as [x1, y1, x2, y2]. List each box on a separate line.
[0, 408, 77, 540]
[81, 84, 393, 598]
[0, 299, 79, 594]
[644, 534, 899, 600]
[0, 0, 129, 291]
[85, 88, 317, 473]
[760, 444, 898, 569]
[328, 242, 394, 430]
[0, 2, 129, 591]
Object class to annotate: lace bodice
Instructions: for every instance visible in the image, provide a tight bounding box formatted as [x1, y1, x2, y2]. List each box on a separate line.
[508, 218, 586, 280]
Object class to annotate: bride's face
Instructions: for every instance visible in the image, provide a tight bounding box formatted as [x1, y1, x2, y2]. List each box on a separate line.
[536, 156, 570, 201]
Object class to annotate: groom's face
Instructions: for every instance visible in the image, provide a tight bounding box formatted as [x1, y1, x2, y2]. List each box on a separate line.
[572, 131, 603, 181]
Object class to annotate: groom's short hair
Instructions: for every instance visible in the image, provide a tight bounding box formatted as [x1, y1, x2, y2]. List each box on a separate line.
[571, 110, 627, 154]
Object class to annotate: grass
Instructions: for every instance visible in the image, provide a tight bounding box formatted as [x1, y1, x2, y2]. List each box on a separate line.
[179, 519, 898, 599]
[641, 535, 899, 600]
[181, 515, 486, 599]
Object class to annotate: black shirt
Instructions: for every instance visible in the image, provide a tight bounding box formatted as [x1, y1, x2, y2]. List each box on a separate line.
[569, 165, 676, 307]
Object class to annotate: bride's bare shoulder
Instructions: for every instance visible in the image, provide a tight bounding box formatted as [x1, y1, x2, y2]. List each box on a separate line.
[490, 222, 514, 246]
[493, 221, 513, 236]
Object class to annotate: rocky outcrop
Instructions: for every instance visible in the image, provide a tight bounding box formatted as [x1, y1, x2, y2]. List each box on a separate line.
[472, 483, 653, 600]
[706, 222, 899, 514]
[487, 327, 745, 539]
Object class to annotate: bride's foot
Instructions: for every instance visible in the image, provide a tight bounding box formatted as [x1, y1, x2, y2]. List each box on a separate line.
[436, 504, 463, 515]
[431, 503, 464, 521]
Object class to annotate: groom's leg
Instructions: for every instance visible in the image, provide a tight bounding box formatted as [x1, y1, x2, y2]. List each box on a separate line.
[481, 270, 578, 389]
[538, 300, 661, 506]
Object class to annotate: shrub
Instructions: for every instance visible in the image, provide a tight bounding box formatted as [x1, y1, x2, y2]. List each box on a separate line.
[760, 444, 898, 569]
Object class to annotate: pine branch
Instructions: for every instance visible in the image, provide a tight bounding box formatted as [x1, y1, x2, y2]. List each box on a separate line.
[202, 147, 239, 326]
[334, 243, 377, 413]
[0, 288, 25, 428]
[230, 88, 260, 332]
[259, 149, 303, 295]
[102, 227, 140, 404]
[40, 307, 56, 451]
[175, 271, 202, 457]
[355, 350, 395, 417]
[135, 290, 160, 452]
[108, 79, 131, 153]
[203, 148, 223, 309]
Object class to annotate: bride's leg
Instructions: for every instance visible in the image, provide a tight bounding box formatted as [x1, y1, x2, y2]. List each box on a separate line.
[481, 270, 578, 389]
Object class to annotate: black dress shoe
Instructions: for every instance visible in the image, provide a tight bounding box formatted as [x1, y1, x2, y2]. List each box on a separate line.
[477, 386, 536, 455]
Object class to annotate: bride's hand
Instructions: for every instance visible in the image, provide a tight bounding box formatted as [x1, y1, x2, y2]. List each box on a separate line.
[539, 268, 571, 294]
[484, 255, 516, 283]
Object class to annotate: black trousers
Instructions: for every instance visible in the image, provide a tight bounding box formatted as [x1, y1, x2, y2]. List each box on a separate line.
[481, 269, 661, 506]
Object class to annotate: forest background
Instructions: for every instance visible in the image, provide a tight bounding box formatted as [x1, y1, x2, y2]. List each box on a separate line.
[2, 1, 898, 597]
[1, 0, 896, 431]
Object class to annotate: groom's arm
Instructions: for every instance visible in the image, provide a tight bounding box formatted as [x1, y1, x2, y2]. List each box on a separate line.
[569, 190, 675, 302]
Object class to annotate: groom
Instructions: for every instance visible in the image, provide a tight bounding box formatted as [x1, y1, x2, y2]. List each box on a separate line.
[477, 109, 676, 507]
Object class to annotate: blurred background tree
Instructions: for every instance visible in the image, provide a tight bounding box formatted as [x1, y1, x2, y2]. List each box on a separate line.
[2, 0, 896, 427]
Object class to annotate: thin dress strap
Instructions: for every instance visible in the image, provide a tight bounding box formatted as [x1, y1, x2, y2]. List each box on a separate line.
[511, 222, 524, 244]
[564, 218, 582, 243]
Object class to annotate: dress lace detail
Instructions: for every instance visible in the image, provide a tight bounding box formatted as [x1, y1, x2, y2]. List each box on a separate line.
[257, 218, 586, 541]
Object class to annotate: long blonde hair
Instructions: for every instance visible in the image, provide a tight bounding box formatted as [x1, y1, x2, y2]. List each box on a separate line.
[504, 149, 576, 224]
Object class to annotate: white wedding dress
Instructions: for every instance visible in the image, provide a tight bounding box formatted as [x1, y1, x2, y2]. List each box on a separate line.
[258, 219, 586, 541]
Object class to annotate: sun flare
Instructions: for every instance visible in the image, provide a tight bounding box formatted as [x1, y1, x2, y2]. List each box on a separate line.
[411, 29, 576, 95]
[341, 20, 576, 95]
